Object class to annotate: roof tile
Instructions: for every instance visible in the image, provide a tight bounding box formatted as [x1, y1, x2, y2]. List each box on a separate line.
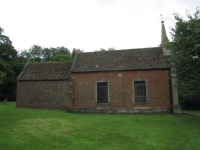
[18, 62, 72, 80]
[71, 47, 168, 72]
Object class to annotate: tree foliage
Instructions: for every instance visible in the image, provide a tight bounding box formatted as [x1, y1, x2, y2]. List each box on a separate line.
[0, 43, 23, 100]
[0, 27, 24, 100]
[166, 8, 200, 104]
[95, 47, 115, 52]
[71, 48, 84, 59]
[0, 27, 12, 45]
[0, 26, 85, 100]
[51, 53, 73, 62]
[0, 27, 15, 85]
[19, 45, 75, 63]
[0, 71, 6, 84]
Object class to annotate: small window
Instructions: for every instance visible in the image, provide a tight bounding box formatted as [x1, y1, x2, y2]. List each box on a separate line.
[134, 81, 147, 102]
[97, 82, 108, 103]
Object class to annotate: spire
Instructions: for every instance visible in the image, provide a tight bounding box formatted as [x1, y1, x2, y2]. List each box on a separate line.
[160, 19, 170, 55]
[160, 19, 181, 114]
[160, 20, 168, 46]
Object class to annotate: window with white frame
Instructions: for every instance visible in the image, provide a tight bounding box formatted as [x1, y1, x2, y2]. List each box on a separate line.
[97, 82, 108, 103]
[134, 81, 147, 102]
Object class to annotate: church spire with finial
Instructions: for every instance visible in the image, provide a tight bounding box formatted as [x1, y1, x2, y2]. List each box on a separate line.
[159, 15, 181, 114]
[160, 15, 168, 47]
[160, 15, 170, 55]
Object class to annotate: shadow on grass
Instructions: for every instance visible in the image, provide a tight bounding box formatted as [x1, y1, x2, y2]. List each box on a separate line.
[181, 110, 200, 115]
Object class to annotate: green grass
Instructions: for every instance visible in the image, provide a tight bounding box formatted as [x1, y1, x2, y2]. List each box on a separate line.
[0, 102, 200, 150]
[181, 110, 200, 115]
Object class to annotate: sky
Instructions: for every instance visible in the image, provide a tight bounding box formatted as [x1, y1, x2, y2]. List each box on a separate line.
[1, 0, 200, 52]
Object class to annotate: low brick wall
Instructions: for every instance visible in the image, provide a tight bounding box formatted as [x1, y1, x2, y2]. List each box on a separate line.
[17, 80, 69, 109]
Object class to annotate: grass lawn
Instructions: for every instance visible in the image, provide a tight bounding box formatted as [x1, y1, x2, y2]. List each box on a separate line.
[181, 110, 200, 115]
[0, 102, 200, 150]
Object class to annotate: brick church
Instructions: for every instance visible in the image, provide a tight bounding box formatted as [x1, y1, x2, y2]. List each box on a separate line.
[16, 21, 181, 114]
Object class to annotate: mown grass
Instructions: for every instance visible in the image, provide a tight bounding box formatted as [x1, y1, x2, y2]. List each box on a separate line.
[0, 102, 200, 150]
[181, 110, 200, 115]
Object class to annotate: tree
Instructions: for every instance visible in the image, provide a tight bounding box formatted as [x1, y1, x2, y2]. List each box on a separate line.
[17, 50, 31, 63]
[19, 46, 74, 63]
[0, 71, 6, 84]
[71, 48, 84, 59]
[0, 27, 12, 45]
[51, 53, 72, 62]
[0, 26, 24, 100]
[0, 34, 16, 85]
[166, 7, 200, 108]
[42, 48, 53, 62]
[29, 45, 43, 62]
[0, 43, 22, 100]
[108, 47, 115, 51]
[95, 47, 115, 52]
[57, 46, 70, 55]
[50, 47, 72, 62]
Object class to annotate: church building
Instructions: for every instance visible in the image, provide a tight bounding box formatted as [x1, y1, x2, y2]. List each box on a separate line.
[16, 21, 181, 114]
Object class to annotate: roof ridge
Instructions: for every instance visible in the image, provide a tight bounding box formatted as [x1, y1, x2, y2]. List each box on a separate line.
[18, 61, 73, 81]
[79, 47, 161, 54]
[17, 61, 30, 80]
[70, 53, 79, 72]
[29, 61, 73, 65]
[71, 47, 168, 72]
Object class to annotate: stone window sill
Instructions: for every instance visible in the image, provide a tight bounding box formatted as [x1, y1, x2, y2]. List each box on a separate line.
[134, 102, 149, 104]
[96, 103, 110, 105]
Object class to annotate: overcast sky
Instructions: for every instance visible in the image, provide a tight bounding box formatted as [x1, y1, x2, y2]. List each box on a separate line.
[1, 0, 200, 52]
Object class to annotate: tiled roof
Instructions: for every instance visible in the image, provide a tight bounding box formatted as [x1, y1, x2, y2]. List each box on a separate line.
[71, 47, 169, 72]
[18, 62, 72, 80]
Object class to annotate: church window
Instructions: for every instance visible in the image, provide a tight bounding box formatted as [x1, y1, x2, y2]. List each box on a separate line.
[97, 82, 109, 103]
[134, 81, 147, 102]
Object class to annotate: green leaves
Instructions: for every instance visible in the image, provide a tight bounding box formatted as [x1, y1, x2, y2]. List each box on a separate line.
[19, 45, 78, 63]
[166, 7, 200, 103]
[0, 71, 6, 84]
[0, 27, 23, 100]
[0, 27, 12, 45]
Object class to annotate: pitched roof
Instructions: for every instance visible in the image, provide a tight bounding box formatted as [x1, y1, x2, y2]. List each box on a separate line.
[71, 47, 169, 72]
[18, 62, 72, 81]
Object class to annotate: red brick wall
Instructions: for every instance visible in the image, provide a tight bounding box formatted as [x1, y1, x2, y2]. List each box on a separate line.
[69, 70, 172, 113]
[17, 80, 69, 109]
